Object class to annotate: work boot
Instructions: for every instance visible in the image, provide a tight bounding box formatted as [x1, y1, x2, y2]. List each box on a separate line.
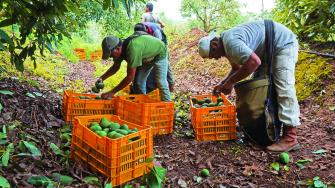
[266, 126, 300, 152]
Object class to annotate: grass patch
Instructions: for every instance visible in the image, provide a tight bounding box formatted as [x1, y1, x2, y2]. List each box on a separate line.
[295, 52, 333, 101]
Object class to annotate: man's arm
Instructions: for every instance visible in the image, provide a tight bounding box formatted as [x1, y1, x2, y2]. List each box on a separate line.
[225, 52, 261, 84]
[111, 66, 136, 94]
[220, 63, 241, 85]
[99, 61, 121, 81]
[213, 53, 261, 96]
[158, 20, 165, 28]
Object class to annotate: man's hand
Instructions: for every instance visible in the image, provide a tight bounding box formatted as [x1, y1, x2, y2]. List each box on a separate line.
[96, 78, 103, 85]
[220, 81, 234, 95]
[213, 85, 223, 97]
[213, 81, 234, 96]
[101, 91, 115, 99]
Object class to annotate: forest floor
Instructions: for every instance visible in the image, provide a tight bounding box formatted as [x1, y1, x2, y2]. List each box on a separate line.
[0, 29, 334, 187]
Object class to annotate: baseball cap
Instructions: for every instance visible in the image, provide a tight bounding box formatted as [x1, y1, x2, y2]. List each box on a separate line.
[102, 36, 120, 60]
[198, 31, 217, 58]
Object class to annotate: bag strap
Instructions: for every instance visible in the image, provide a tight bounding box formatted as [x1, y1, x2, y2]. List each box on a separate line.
[264, 20, 275, 93]
[121, 32, 147, 58]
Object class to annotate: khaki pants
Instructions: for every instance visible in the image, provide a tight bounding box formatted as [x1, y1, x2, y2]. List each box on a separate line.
[254, 40, 300, 127]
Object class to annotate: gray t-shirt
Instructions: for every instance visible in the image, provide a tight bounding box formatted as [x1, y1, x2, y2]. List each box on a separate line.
[221, 21, 297, 65]
[142, 12, 160, 23]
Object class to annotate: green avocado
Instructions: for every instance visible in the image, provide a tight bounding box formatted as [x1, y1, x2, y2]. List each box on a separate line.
[200, 168, 210, 177]
[279, 152, 290, 164]
[120, 124, 129, 130]
[202, 103, 209, 106]
[95, 82, 105, 90]
[197, 99, 205, 105]
[208, 102, 216, 107]
[90, 124, 102, 132]
[204, 97, 212, 103]
[107, 131, 117, 138]
[109, 122, 120, 130]
[217, 97, 223, 103]
[92, 86, 100, 93]
[116, 129, 129, 135]
[100, 117, 110, 128]
[96, 131, 107, 137]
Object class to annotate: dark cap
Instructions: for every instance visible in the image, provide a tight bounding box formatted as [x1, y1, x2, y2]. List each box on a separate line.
[101, 36, 120, 60]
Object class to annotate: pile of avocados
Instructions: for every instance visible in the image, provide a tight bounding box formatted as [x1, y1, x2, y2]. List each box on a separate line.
[91, 81, 105, 93]
[89, 117, 138, 139]
[191, 97, 224, 108]
[78, 81, 105, 99]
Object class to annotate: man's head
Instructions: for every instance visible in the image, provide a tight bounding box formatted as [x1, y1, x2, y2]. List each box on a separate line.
[145, 2, 154, 12]
[102, 36, 123, 60]
[198, 31, 224, 59]
[134, 23, 148, 33]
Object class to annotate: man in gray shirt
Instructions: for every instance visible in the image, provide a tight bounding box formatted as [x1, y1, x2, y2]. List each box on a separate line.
[198, 20, 300, 152]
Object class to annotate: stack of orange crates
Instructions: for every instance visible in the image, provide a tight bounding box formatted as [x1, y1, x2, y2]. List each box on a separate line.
[74, 48, 86, 60]
[190, 94, 236, 141]
[71, 115, 153, 186]
[116, 94, 174, 135]
[62, 90, 116, 124]
[90, 50, 102, 61]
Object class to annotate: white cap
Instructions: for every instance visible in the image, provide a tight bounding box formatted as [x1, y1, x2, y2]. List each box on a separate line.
[198, 31, 217, 58]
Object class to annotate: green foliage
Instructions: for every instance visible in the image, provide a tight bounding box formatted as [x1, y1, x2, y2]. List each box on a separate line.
[181, 0, 243, 32]
[27, 175, 53, 187]
[0, 0, 145, 71]
[0, 0, 76, 71]
[1, 143, 13, 167]
[143, 166, 167, 188]
[274, 0, 335, 42]
[0, 176, 10, 188]
[21, 141, 42, 157]
[83, 176, 101, 186]
[295, 52, 333, 101]
[298, 176, 331, 188]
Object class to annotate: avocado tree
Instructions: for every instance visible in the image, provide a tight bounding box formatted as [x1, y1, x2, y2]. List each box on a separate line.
[180, 0, 243, 32]
[274, 0, 335, 41]
[0, 0, 145, 71]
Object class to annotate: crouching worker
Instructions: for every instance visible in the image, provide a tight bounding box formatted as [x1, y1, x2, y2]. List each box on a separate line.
[198, 20, 300, 152]
[97, 34, 171, 101]
[130, 22, 174, 94]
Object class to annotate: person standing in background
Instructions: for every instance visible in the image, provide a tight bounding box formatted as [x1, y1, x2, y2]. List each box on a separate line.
[142, 2, 165, 29]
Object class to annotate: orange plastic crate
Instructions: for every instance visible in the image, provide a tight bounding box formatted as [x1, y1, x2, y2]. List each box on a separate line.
[116, 94, 174, 135]
[90, 50, 102, 61]
[190, 94, 236, 141]
[62, 90, 116, 123]
[74, 48, 86, 60]
[71, 115, 153, 186]
[120, 85, 160, 101]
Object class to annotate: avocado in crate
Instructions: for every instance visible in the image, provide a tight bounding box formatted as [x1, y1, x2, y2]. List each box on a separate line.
[190, 94, 236, 141]
[88, 117, 139, 141]
[71, 115, 153, 186]
[191, 96, 224, 108]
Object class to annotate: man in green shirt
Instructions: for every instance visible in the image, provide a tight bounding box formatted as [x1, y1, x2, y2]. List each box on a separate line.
[98, 34, 171, 101]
